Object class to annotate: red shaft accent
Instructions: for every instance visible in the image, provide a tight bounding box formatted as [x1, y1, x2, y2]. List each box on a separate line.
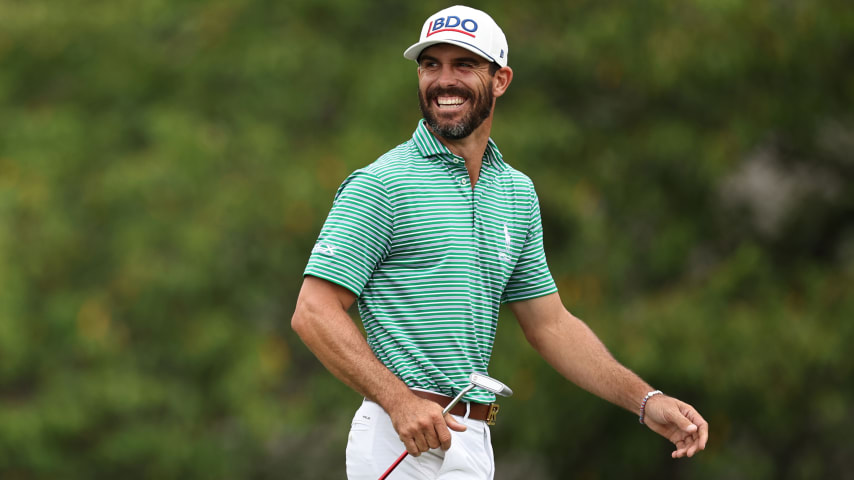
[378, 451, 409, 480]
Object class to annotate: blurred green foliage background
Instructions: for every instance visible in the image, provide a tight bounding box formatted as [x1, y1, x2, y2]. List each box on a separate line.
[1, 0, 853, 478]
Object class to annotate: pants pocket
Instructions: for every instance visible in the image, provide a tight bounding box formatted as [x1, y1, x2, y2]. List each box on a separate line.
[346, 402, 377, 480]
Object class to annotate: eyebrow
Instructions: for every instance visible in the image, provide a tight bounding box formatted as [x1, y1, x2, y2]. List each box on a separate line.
[419, 54, 485, 65]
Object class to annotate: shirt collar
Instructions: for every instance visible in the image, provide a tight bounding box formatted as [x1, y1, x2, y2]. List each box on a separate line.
[411, 120, 507, 172]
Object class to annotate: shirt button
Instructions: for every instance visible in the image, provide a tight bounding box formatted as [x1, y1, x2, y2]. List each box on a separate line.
[459, 178, 468, 186]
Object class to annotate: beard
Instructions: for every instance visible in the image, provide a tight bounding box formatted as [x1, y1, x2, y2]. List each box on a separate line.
[418, 81, 494, 140]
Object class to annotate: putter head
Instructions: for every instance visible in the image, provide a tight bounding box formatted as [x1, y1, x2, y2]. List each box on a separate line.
[469, 373, 513, 397]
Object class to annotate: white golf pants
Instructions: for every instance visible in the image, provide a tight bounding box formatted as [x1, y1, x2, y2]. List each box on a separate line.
[346, 398, 495, 479]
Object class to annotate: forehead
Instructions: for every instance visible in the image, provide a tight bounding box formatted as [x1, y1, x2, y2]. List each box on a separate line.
[419, 43, 490, 63]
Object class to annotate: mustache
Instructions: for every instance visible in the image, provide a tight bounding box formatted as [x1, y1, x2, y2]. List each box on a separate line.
[425, 86, 473, 101]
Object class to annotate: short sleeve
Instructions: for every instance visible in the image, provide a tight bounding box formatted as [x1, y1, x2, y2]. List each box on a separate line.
[304, 170, 394, 296]
[501, 188, 557, 303]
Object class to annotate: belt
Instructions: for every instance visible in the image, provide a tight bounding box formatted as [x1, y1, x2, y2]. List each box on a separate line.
[411, 390, 501, 425]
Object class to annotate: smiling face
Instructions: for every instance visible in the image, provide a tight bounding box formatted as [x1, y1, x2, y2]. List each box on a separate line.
[416, 44, 498, 140]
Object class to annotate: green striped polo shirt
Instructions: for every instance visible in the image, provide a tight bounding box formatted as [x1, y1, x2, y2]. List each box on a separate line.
[305, 120, 557, 403]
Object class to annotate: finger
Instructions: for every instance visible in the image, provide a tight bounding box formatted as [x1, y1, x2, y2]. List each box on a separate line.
[445, 414, 468, 433]
[684, 434, 700, 457]
[403, 436, 420, 457]
[671, 438, 681, 458]
[677, 434, 697, 458]
[671, 408, 699, 434]
[426, 435, 441, 450]
[672, 439, 687, 458]
[683, 405, 709, 431]
[697, 417, 709, 450]
[424, 425, 442, 450]
[681, 409, 709, 455]
[411, 431, 429, 456]
[687, 443, 699, 457]
[679, 431, 706, 458]
[435, 416, 453, 451]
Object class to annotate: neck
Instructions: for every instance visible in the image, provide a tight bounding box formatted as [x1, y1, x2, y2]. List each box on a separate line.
[427, 116, 493, 165]
[426, 116, 493, 189]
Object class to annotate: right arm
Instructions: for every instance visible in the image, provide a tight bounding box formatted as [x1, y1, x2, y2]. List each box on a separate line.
[291, 275, 465, 455]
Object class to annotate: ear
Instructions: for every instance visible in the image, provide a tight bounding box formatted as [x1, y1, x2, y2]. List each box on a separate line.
[492, 66, 513, 98]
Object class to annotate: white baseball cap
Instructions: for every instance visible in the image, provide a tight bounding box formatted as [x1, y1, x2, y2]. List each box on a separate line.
[403, 5, 509, 67]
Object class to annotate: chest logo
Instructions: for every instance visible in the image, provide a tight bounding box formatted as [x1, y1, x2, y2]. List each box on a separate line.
[498, 224, 512, 262]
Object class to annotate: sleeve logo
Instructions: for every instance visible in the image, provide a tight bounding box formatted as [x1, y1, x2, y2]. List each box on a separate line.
[311, 243, 336, 256]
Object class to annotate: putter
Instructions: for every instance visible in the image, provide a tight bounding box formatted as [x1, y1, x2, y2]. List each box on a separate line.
[378, 373, 513, 480]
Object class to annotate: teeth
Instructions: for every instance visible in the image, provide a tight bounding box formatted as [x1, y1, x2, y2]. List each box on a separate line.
[437, 97, 465, 106]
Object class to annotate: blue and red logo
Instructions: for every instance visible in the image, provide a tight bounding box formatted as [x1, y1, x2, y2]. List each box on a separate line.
[427, 16, 478, 38]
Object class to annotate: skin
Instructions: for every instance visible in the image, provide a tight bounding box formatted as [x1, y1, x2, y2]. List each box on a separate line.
[507, 292, 708, 458]
[415, 44, 513, 187]
[291, 43, 708, 459]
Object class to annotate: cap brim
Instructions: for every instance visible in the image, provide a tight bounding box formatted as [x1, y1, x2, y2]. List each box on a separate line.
[403, 39, 499, 66]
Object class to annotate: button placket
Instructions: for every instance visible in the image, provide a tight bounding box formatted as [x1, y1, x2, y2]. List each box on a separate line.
[439, 155, 466, 185]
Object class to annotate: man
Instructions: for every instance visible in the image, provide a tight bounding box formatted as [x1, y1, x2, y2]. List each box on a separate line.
[292, 5, 708, 479]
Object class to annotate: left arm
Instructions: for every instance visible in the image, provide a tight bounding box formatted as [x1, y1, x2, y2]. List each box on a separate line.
[507, 292, 708, 458]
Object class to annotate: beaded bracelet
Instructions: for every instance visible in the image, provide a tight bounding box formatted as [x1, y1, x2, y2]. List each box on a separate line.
[638, 390, 663, 425]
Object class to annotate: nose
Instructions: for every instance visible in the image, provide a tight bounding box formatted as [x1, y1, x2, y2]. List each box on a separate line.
[437, 64, 458, 87]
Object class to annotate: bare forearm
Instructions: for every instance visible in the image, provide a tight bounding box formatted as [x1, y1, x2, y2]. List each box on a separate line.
[511, 294, 708, 457]
[511, 294, 652, 414]
[292, 277, 469, 457]
[528, 312, 652, 413]
[291, 282, 411, 409]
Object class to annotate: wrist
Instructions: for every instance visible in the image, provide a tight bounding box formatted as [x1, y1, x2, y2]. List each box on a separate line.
[638, 390, 663, 425]
[371, 378, 417, 412]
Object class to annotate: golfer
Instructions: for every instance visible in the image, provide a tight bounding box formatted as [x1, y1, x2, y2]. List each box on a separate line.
[292, 5, 708, 479]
